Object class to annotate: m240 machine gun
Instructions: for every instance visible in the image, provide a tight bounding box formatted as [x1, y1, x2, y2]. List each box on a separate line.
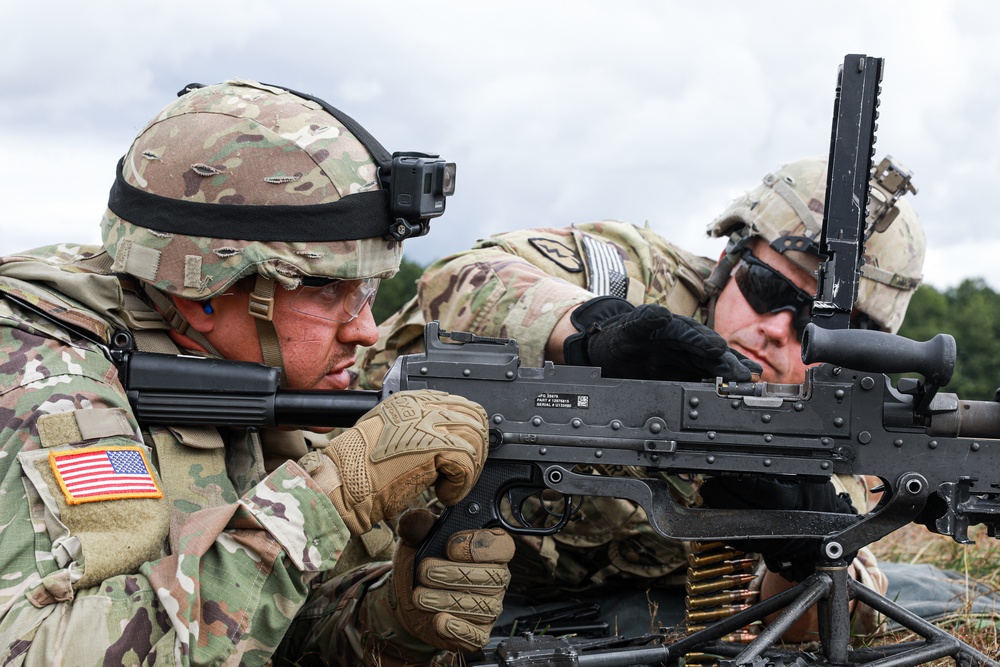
[104, 54, 999, 666]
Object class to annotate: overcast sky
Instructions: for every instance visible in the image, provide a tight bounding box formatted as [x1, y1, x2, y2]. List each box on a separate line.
[3, 1, 999, 291]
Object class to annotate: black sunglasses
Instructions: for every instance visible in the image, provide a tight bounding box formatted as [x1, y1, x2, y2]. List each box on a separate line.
[732, 251, 814, 340]
[731, 251, 879, 340]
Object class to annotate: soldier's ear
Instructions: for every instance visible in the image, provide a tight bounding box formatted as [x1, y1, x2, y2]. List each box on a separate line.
[168, 295, 216, 334]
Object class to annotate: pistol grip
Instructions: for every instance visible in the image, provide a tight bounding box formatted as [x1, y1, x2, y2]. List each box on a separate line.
[413, 461, 539, 569]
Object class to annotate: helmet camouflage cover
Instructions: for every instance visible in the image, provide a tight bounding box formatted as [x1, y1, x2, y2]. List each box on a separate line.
[102, 79, 402, 300]
[707, 155, 925, 334]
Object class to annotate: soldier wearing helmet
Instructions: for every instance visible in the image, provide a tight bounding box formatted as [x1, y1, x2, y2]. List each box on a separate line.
[703, 155, 924, 385]
[0, 80, 512, 666]
[356, 154, 925, 641]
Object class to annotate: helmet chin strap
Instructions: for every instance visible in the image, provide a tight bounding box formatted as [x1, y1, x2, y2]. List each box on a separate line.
[146, 275, 288, 384]
[248, 274, 288, 386]
[704, 232, 752, 299]
[141, 283, 224, 358]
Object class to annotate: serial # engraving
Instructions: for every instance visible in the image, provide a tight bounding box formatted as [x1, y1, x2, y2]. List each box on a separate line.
[535, 392, 590, 409]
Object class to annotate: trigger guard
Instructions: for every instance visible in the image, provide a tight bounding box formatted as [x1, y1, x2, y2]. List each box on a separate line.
[500, 490, 576, 536]
[505, 486, 538, 526]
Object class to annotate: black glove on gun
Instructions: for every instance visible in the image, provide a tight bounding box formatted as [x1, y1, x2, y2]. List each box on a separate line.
[562, 296, 762, 382]
[698, 476, 859, 582]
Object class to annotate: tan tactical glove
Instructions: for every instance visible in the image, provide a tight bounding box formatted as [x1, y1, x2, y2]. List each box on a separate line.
[363, 508, 514, 655]
[300, 390, 488, 536]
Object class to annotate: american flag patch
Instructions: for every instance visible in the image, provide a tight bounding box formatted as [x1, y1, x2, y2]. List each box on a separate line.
[49, 446, 162, 505]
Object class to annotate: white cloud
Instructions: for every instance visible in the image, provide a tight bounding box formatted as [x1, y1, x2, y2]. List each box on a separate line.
[0, 134, 116, 251]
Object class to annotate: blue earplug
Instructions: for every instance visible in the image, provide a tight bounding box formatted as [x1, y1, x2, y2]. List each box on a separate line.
[204, 303, 214, 314]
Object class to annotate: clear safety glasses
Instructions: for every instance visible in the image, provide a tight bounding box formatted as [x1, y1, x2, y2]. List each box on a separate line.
[289, 277, 380, 323]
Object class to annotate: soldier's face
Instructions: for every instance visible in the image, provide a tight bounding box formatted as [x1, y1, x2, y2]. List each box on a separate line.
[204, 283, 379, 391]
[713, 238, 817, 384]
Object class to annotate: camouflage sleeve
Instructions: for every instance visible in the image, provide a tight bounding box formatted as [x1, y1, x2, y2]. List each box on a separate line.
[0, 322, 351, 666]
[417, 247, 595, 368]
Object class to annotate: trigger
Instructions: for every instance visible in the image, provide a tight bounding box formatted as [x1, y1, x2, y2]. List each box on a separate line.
[502, 488, 576, 536]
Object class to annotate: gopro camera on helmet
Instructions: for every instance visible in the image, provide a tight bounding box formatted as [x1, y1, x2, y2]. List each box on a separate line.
[385, 152, 456, 241]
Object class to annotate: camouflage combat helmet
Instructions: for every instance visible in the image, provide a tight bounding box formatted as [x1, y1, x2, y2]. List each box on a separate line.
[102, 79, 402, 300]
[101, 79, 451, 376]
[706, 155, 925, 334]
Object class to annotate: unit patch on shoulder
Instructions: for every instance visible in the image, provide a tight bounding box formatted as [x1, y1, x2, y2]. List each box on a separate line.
[49, 446, 162, 505]
[528, 238, 584, 273]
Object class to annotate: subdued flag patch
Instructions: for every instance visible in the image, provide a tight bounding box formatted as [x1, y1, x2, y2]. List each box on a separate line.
[49, 446, 162, 504]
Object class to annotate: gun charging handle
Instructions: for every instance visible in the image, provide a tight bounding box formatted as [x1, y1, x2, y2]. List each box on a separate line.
[801, 323, 956, 389]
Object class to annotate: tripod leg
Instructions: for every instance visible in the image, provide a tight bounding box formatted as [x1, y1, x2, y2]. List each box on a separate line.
[817, 565, 852, 666]
[734, 576, 831, 665]
[850, 578, 1000, 667]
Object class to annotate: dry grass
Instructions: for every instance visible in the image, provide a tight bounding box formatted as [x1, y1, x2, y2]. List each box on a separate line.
[871, 524, 1000, 585]
[867, 523, 1000, 662]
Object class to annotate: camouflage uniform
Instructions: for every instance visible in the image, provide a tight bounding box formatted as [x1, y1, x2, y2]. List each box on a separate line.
[357, 219, 889, 634]
[0, 244, 372, 665]
[0, 80, 459, 667]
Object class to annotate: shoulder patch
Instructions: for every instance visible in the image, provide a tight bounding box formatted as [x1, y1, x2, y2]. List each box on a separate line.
[528, 238, 583, 273]
[49, 446, 162, 505]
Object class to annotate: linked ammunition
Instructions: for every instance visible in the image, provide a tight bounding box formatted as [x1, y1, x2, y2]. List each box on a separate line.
[687, 548, 744, 568]
[686, 558, 756, 581]
[685, 573, 757, 595]
[686, 589, 759, 609]
[685, 603, 752, 624]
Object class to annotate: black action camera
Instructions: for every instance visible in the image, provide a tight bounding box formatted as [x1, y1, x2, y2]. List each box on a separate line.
[385, 152, 456, 240]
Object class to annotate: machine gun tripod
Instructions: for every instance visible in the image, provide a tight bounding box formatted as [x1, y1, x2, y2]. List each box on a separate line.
[677, 563, 997, 667]
[477, 564, 999, 666]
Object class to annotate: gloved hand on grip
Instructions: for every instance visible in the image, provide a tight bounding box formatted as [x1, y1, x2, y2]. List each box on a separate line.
[562, 296, 762, 382]
[299, 390, 488, 536]
[362, 508, 514, 655]
[698, 476, 859, 582]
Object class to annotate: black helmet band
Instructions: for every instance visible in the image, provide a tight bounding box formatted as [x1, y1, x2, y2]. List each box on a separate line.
[107, 158, 395, 242]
